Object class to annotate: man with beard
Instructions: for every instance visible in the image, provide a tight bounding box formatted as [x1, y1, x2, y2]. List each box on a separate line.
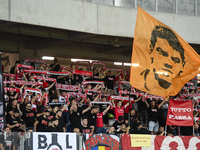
[21, 103, 37, 130]
[55, 110, 65, 132]
[34, 110, 50, 132]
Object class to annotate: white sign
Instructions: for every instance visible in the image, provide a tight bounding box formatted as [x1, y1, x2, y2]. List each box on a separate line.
[33, 132, 77, 150]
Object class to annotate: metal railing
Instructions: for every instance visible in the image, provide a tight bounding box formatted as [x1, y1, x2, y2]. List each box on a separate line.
[0, 132, 31, 150]
[80, 0, 200, 16]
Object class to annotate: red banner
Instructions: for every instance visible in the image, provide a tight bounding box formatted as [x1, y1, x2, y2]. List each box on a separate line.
[166, 99, 193, 126]
[121, 134, 200, 150]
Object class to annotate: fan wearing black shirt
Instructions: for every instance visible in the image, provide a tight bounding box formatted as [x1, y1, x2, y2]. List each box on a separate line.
[46, 118, 59, 132]
[103, 71, 115, 92]
[156, 126, 166, 136]
[125, 108, 139, 132]
[7, 110, 22, 132]
[55, 110, 65, 132]
[113, 116, 124, 131]
[69, 102, 91, 131]
[34, 110, 50, 132]
[84, 105, 99, 131]
[10, 60, 20, 74]
[92, 68, 100, 80]
[133, 122, 151, 134]
[145, 99, 165, 135]
[136, 95, 148, 128]
[21, 103, 37, 128]
[20, 95, 30, 113]
[115, 122, 130, 134]
[7, 99, 20, 122]
[80, 116, 93, 134]
[49, 58, 60, 71]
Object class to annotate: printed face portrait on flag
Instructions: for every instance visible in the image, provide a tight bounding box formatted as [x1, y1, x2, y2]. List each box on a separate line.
[142, 26, 186, 90]
[130, 7, 200, 99]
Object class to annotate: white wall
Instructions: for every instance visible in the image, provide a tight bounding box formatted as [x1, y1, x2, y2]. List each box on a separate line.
[0, 0, 200, 44]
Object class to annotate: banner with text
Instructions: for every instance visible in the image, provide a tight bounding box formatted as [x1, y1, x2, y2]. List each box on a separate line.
[121, 134, 200, 150]
[166, 99, 193, 126]
[32, 132, 78, 150]
[82, 133, 120, 150]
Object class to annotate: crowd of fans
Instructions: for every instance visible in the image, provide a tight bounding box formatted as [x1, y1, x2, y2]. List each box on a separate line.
[2, 58, 200, 137]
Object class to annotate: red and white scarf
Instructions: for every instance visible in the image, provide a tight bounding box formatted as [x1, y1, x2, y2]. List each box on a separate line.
[4, 87, 20, 93]
[61, 66, 73, 73]
[24, 58, 46, 65]
[23, 70, 48, 74]
[75, 61, 90, 70]
[66, 92, 86, 99]
[90, 61, 106, 70]
[91, 101, 111, 104]
[105, 68, 122, 72]
[81, 81, 105, 88]
[73, 70, 93, 76]
[56, 83, 81, 92]
[48, 71, 69, 76]
[3, 80, 43, 86]
[110, 95, 134, 102]
[3, 73, 15, 81]
[16, 64, 34, 74]
[33, 76, 57, 82]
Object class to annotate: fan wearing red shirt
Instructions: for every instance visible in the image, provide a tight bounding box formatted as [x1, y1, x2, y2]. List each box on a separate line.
[112, 99, 131, 120]
[96, 104, 111, 133]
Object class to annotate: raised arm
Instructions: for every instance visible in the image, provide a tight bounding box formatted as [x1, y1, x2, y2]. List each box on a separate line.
[103, 105, 111, 115]
[111, 99, 115, 107]
[134, 96, 142, 103]
[56, 89, 61, 97]
[144, 99, 149, 108]
[93, 94, 100, 102]
[61, 103, 69, 112]
[45, 82, 55, 91]
[82, 103, 92, 114]
[158, 99, 166, 109]
[31, 94, 38, 104]
[124, 101, 131, 108]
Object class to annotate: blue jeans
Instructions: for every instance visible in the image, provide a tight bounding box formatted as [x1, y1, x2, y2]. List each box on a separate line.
[96, 127, 108, 134]
[62, 111, 69, 124]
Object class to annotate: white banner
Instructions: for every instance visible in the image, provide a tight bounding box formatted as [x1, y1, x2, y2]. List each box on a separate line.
[32, 132, 78, 150]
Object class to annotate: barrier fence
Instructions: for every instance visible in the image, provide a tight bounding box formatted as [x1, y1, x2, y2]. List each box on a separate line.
[1, 132, 200, 150]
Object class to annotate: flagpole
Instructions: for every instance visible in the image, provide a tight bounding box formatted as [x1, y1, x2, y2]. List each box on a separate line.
[165, 125, 167, 136]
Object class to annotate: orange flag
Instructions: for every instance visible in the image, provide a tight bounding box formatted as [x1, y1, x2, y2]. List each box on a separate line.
[130, 7, 200, 99]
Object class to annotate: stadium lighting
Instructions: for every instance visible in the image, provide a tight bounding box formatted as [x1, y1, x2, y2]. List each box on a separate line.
[131, 63, 139, 67]
[114, 62, 122, 65]
[42, 56, 54, 60]
[124, 63, 131, 66]
[71, 58, 97, 63]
